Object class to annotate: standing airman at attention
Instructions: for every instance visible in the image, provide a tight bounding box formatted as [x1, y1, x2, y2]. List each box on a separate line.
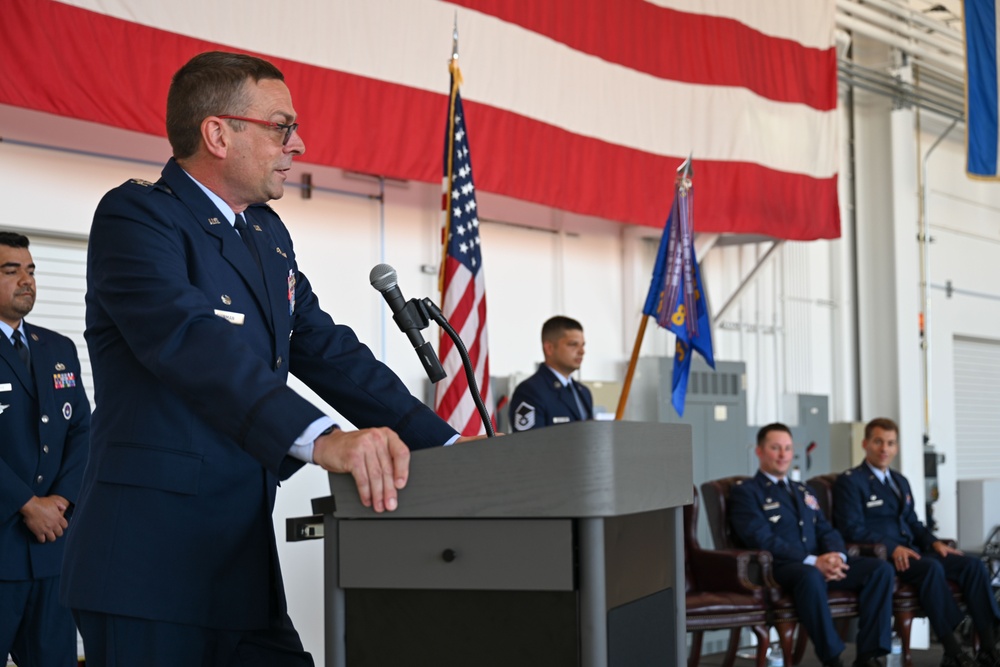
[0, 231, 90, 667]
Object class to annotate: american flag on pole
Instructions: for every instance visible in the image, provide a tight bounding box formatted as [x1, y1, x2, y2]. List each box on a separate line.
[434, 54, 495, 435]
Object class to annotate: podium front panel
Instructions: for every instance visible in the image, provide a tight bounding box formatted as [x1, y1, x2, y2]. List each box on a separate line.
[339, 519, 573, 591]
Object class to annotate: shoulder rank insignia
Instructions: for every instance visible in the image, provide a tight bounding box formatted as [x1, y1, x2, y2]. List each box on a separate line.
[129, 178, 154, 187]
[513, 402, 536, 430]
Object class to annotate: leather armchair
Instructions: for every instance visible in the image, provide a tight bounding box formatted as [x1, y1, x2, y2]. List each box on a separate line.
[685, 486, 771, 667]
[807, 472, 965, 667]
[702, 476, 863, 666]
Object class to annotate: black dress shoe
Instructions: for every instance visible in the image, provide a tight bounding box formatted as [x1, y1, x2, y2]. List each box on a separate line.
[853, 657, 884, 667]
[941, 650, 979, 667]
[978, 650, 1000, 667]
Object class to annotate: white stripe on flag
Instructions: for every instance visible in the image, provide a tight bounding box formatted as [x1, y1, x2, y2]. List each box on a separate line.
[60, 0, 836, 178]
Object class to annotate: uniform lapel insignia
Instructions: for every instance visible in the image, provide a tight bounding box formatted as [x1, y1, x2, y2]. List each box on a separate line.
[30, 333, 39, 341]
[253, 225, 262, 232]
[276, 247, 287, 258]
[221, 295, 232, 305]
[207, 217, 221, 225]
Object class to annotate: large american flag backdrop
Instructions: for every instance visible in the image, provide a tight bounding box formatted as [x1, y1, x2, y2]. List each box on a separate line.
[0, 0, 839, 241]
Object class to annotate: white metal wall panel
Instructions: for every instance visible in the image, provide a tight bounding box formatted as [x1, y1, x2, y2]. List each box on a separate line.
[953, 335, 1000, 480]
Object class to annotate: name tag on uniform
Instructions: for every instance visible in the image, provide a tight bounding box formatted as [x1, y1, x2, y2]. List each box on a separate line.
[763, 502, 780, 511]
[553, 416, 570, 424]
[0, 383, 10, 392]
[214, 309, 245, 326]
[866, 499, 884, 508]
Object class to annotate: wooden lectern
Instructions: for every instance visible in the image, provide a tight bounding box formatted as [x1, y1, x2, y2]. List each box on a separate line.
[308, 421, 692, 667]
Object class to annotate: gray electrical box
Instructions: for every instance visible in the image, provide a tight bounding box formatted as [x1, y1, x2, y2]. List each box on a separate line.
[784, 393, 832, 480]
[624, 356, 751, 546]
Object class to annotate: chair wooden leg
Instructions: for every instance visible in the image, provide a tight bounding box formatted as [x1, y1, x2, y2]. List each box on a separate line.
[720, 627, 742, 667]
[689, 630, 704, 667]
[895, 611, 915, 667]
[751, 624, 770, 667]
[793, 625, 809, 665]
[776, 621, 797, 666]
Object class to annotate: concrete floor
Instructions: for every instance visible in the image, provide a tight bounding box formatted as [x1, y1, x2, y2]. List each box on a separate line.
[696, 644, 945, 667]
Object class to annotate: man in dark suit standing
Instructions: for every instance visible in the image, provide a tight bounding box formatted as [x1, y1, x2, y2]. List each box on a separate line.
[509, 316, 593, 431]
[835, 417, 997, 667]
[730, 423, 894, 667]
[61, 51, 464, 666]
[0, 231, 90, 667]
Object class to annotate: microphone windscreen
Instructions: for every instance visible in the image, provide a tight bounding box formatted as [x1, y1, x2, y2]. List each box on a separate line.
[369, 263, 398, 292]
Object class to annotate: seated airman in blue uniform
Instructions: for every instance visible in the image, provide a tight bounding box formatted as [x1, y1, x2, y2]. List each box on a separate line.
[835, 417, 996, 667]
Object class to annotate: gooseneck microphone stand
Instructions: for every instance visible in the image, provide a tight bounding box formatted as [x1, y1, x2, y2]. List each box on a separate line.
[395, 297, 496, 438]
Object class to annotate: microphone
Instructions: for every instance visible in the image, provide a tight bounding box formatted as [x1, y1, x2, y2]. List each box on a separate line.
[369, 263, 447, 383]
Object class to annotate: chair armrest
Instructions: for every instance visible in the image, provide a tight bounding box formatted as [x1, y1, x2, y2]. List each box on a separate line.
[689, 547, 769, 595]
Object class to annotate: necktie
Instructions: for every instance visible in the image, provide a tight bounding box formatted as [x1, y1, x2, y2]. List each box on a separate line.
[883, 474, 901, 499]
[11, 329, 30, 369]
[234, 214, 262, 271]
[568, 381, 588, 420]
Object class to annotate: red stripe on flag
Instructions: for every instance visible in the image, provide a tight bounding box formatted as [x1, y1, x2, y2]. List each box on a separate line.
[450, 0, 836, 110]
[0, 0, 838, 239]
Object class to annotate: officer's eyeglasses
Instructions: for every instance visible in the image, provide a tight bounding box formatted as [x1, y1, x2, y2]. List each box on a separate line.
[217, 115, 299, 146]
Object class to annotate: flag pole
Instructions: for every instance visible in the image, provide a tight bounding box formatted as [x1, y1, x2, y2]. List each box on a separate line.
[616, 153, 695, 420]
[439, 14, 463, 295]
[615, 315, 649, 420]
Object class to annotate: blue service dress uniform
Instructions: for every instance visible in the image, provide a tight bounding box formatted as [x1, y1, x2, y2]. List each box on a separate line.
[730, 471, 894, 663]
[508, 364, 593, 431]
[0, 322, 90, 666]
[61, 158, 457, 660]
[834, 463, 1000, 642]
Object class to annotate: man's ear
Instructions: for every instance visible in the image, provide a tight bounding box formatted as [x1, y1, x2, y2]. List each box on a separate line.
[201, 117, 229, 159]
[541, 339, 553, 359]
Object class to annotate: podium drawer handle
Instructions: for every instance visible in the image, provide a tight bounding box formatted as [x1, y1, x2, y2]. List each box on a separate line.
[441, 548, 457, 563]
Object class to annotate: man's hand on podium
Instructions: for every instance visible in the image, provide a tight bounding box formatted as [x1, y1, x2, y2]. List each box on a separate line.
[454, 433, 504, 443]
[313, 427, 410, 513]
